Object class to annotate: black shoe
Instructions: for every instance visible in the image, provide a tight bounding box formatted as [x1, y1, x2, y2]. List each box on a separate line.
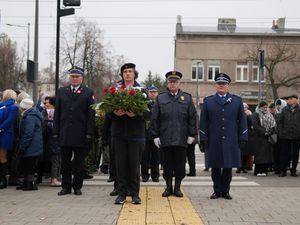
[107, 177, 115, 183]
[236, 169, 241, 173]
[74, 189, 82, 195]
[115, 195, 126, 204]
[58, 188, 72, 196]
[222, 192, 232, 200]
[242, 169, 248, 173]
[110, 189, 118, 196]
[186, 173, 196, 176]
[203, 168, 209, 172]
[291, 172, 298, 177]
[173, 188, 184, 197]
[152, 177, 159, 182]
[84, 174, 93, 179]
[279, 172, 287, 177]
[132, 195, 141, 204]
[22, 181, 38, 191]
[162, 188, 173, 197]
[210, 192, 221, 199]
[142, 177, 149, 182]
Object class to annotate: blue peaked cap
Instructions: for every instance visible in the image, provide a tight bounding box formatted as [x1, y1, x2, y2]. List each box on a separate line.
[147, 84, 159, 92]
[68, 66, 84, 76]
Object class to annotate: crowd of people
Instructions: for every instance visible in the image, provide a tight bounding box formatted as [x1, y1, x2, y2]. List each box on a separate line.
[0, 63, 299, 205]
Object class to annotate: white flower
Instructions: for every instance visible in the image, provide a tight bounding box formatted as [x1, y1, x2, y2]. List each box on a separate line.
[227, 97, 232, 103]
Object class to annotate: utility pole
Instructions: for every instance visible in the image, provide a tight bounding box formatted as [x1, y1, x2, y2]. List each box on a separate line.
[32, 0, 39, 103]
[258, 49, 264, 103]
[55, 0, 76, 95]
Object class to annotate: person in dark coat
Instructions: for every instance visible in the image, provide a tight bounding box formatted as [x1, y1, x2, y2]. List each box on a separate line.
[151, 71, 197, 198]
[109, 63, 146, 205]
[53, 67, 95, 196]
[141, 85, 160, 182]
[251, 101, 276, 176]
[199, 73, 248, 200]
[17, 98, 43, 191]
[277, 94, 300, 177]
[0, 89, 19, 189]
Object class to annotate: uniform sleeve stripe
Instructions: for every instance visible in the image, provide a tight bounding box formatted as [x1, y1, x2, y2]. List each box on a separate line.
[242, 129, 248, 134]
[199, 130, 206, 135]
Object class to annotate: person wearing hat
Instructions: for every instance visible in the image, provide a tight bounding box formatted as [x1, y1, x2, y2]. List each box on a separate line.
[277, 94, 300, 177]
[151, 71, 197, 197]
[17, 98, 43, 190]
[199, 72, 248, 200]
[107, 63, 146, 204]
[53, 66, 95, 196]
[141, 85, 160, 183]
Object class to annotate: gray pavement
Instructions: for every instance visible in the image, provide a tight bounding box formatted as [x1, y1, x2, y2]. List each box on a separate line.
[1, 150, 300, 225]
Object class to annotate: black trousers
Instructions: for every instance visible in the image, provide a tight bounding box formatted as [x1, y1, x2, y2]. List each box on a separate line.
[112, 138, 143, 197]
[186, 144, 196, 174]
[141, 140, 159, 179]
[162, 146, 186, 180]
[280, 139, 300, 173]
[211, 168, 232, 193]
[61, 146, 86, 190]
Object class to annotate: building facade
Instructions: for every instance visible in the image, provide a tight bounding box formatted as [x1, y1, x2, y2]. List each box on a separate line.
[175, 16, 300, 108]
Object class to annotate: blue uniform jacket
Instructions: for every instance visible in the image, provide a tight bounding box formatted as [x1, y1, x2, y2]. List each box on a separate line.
[199, 93, 248, 168]
[0, 99, 19, 150]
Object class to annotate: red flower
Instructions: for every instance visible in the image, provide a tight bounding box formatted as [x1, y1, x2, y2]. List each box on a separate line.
[103, 87, 108, 94]
[129, 89, 135, 96]
[120, 85, 126, 89]
[109, 86, 116, 94]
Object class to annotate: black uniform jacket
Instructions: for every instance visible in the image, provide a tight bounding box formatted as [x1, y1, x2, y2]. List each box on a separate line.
[53, 84, 95, 148]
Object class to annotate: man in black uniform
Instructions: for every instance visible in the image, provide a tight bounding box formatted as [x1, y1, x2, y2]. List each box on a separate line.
[53, 67, 95, 196]
[141, 85, 160, 183]
[109, 63, 146, 205]
[151, 71, 197, 197]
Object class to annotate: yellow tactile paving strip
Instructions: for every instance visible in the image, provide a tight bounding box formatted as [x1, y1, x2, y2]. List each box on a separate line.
[117, 187, 204, 225]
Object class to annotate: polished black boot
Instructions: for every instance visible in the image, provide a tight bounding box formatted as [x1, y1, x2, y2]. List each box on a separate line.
[162, 177, 173, 197]
[23, 181, 38, 191]
[0, 163, 7, 189]
[16, 180, 28, 190]
[173, 178, 183, 197]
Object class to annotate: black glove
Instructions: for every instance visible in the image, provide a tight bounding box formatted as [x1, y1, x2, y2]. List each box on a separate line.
[239, 141, 247, 149]
[199, 141, 208, 153]
[86, 135, 94, 150]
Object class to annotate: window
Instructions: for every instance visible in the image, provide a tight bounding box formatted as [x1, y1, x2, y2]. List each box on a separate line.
[207, 61, 220, 81]
[236, 62, 249, 82]
[252, 63, 265, 82]
[191, 61, 204, 81]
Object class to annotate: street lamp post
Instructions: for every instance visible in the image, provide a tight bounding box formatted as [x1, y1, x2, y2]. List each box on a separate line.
[6, 23, 30, 61]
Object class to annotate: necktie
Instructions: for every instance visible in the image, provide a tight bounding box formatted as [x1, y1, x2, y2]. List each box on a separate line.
[72, 87, 76, 95]
[221, 96, 226, 104]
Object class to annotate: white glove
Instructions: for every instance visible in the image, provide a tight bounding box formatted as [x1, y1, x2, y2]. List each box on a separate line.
[187, 137, 195, 144]
[153, 137, 161, 148]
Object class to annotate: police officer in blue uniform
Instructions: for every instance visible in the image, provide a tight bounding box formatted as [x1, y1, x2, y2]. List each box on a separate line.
[199, 73, 248, 200]
[141, 85, 160, 182]
[53, 67, 95, 196]
[151, 71, 197, 197]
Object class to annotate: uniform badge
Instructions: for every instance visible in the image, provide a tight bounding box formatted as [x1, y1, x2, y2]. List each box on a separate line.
[180, 96, 185, 101]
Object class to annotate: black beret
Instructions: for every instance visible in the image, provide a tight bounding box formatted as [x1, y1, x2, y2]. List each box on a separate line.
[165, 71, 182, 80]
[215, 73, 231, 84]
[120, 63, 136, 73]
[287, 94, 298, 99]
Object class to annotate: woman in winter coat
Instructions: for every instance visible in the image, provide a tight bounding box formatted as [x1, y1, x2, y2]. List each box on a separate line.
[0, 89, 19, 189]
[251, 101, 276, 176]
[17, 98, 43, 191]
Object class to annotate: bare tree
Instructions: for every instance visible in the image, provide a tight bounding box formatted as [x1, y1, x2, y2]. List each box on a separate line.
[246, 37, 300, 100]
[0, 35, 26, 91]
[60, 18, 126, 99]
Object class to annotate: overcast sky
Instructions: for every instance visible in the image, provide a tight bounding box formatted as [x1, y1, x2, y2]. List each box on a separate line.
[0, 0, 299, 82]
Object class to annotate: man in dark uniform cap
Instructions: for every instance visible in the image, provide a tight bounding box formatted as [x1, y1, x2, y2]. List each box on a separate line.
[53, 67, 95, 196]
[151, 71, 197, 197]
[200, 72, 248, 200]
[141, 85, 160, 182]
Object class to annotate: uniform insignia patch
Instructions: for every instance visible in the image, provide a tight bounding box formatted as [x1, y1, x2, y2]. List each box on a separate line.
[180, 96, 185, 101]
